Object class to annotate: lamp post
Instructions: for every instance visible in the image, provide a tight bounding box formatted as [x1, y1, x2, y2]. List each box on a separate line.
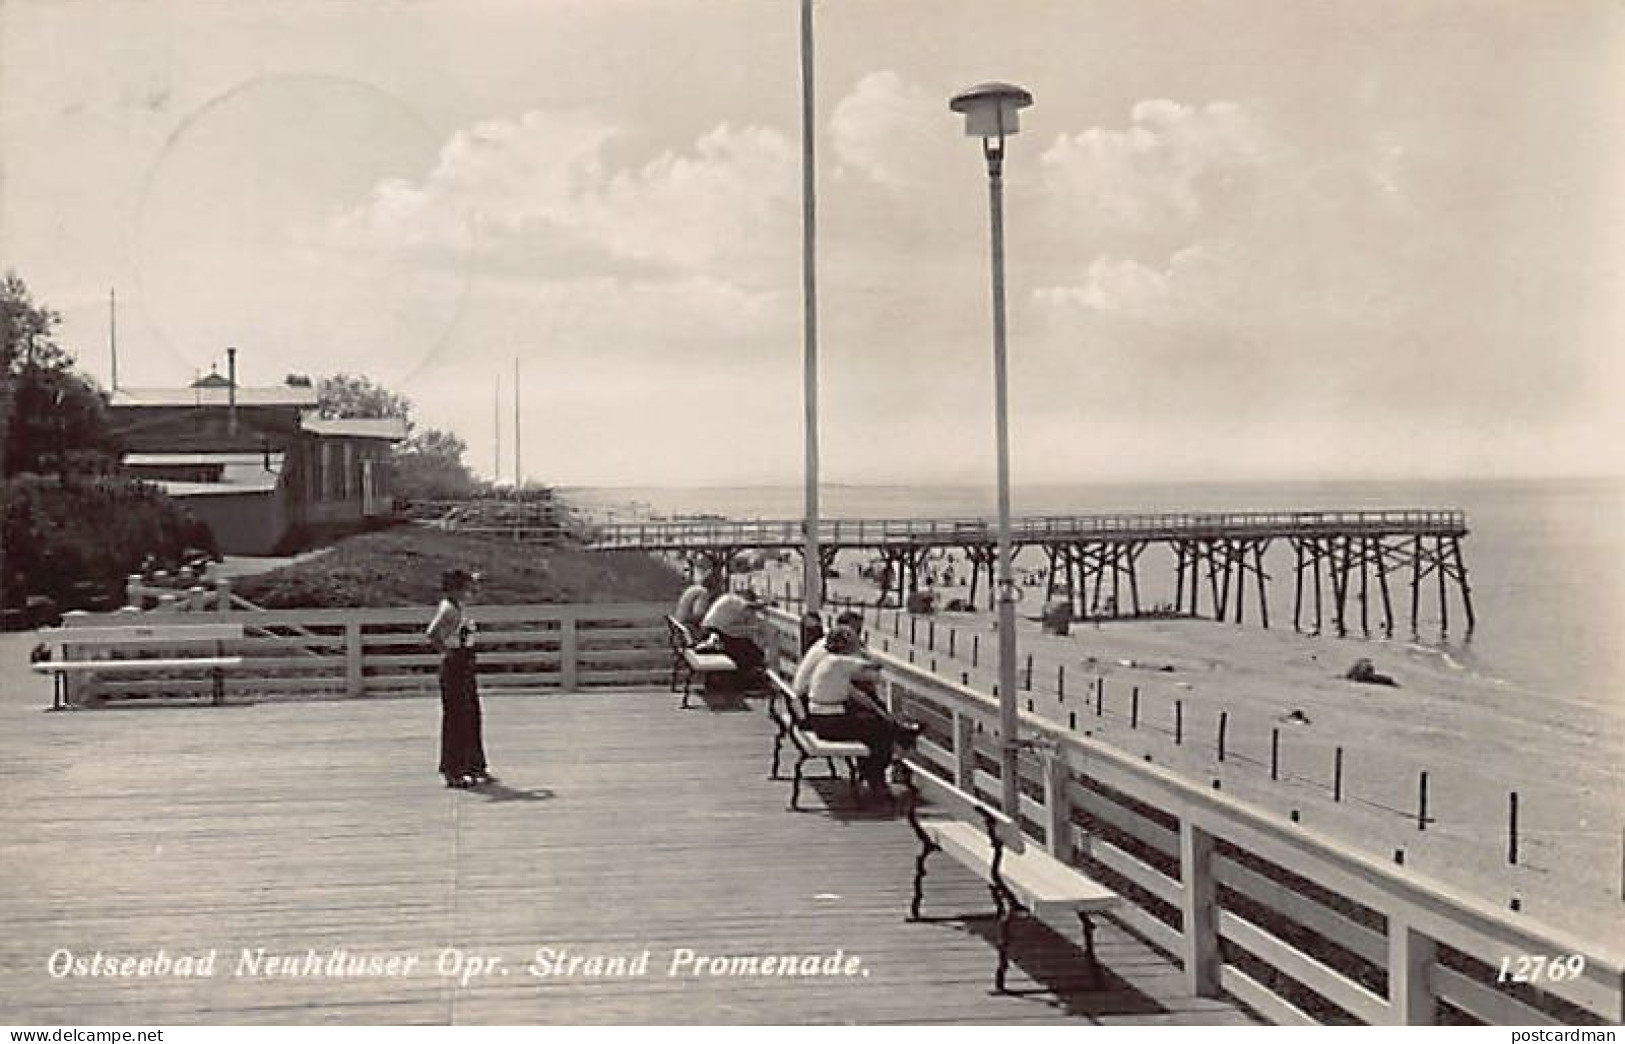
[950, 82, 1033, 819]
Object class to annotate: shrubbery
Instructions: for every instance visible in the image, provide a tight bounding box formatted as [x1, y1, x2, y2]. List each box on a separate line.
[1, 475, 217, 620]
[235, 527, 685, 609]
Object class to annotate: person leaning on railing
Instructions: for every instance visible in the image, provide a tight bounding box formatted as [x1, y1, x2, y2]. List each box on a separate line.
[791, 609, 866, 699]
[802, 625, 910, 802]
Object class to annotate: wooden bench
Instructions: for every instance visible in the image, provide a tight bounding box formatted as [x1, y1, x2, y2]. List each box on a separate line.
[664, 615, 736, 708]
[764, 669, 870, 811]
[32, 623, 246, 709]
[898, 755, 1119, 992]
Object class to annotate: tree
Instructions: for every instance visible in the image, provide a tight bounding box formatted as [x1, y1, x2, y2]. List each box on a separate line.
[1, 272, 120, 479]
[393, 427, 478, 501]
[317, 373, 412, 422]
[316, 372, 478, 501]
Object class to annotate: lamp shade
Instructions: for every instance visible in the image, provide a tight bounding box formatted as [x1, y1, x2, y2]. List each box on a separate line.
[950, 82, 1034, 138]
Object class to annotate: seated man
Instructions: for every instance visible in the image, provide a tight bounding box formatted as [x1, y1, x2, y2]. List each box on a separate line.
[792, 609, 865, 700]
[803, 626, 904, 798]
[696, 588, 766, 692]
[673, 573, 717, 638]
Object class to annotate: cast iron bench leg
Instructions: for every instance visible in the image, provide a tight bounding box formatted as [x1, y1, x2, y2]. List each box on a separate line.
[1079, 911, 1102, 989]
[790, 752, 808, 811]
[770, 722, 787, 779]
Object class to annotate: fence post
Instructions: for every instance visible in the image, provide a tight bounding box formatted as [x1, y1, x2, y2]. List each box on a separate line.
[345, 619, 363, 697]
[215, 578, 232, 617]
[954, 711, 977, 791]
[1043, 749, 1071, 860]
[559, 612, 579, 692]
[1386, 922, 1438, 1025]
[1179, 820, 1221, 997]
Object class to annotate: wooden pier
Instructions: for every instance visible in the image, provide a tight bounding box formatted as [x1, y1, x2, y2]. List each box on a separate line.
[581, 510, 1476, 639]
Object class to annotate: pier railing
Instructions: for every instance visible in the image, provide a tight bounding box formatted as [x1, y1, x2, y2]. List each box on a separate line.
[55, 603, 670, 703]
[585, 509, 1469, 550]
[757, 608, 1621, 1026]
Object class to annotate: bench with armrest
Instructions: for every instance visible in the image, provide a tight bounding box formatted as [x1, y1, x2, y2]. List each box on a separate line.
[898, 754, 1120, 992]
[664, 615, 736, 708]
[764, 669, 871, 811]
[31, 623, 246, 709]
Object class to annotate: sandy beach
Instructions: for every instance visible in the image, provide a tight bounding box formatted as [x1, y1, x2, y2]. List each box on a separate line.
[770, 560, 1625, 950]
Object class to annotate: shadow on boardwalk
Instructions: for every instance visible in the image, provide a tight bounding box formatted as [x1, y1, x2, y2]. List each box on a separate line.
[0, 639, 1252, 1025]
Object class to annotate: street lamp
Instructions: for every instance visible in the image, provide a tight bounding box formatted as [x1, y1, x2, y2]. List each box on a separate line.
[950, 81, 1033, 819]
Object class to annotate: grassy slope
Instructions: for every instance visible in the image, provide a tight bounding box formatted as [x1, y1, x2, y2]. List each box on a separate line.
[233, 526, 684, 608]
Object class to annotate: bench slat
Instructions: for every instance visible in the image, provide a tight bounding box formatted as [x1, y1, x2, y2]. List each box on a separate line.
[925, 820, 1118, 913]
[33, 657, 245, 673]
[43, 624, 244, 644]
[682, 649, 736, 673]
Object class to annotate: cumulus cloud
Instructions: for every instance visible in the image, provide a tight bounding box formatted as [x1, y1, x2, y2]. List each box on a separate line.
[324, 110, 796, 289]
[1034, 246, 1224, 325]
[1041, 99, 1285, 232]
[829, 70, 946, 190]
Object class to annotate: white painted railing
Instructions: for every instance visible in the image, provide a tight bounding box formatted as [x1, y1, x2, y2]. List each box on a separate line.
[56, 603, 671, 703]
[758, 607, 1622, 1026]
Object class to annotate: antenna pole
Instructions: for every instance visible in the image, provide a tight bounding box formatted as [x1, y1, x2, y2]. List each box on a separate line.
[109, 288, 118, 391]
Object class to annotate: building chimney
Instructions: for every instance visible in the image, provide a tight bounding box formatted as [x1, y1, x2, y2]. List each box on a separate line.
[226, 347, 238, 437]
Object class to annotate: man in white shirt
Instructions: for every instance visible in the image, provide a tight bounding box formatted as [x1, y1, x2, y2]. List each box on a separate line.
[803, 626, 899, 798]
[792, 610, 866, 699]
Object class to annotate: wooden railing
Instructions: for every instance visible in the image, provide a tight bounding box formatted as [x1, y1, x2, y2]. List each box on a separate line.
[757, 608, 1622, 1026]
[586, 509, 1469, 550]
[56, 603, 671, 703]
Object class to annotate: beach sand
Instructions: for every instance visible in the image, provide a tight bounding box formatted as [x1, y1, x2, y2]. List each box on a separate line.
[782, 563, 1625, 951]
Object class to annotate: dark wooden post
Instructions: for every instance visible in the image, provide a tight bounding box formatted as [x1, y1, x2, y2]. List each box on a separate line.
[1507, 791, 1518, 865]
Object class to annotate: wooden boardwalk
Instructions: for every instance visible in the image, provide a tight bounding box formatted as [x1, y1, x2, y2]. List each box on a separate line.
[0, 647, 1253, 1025]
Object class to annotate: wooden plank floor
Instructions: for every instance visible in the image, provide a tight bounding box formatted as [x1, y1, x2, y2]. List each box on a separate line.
[0, 646, 1253, 1025]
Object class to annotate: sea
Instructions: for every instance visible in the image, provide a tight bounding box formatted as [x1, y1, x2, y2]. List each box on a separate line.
[564, 476, 1624, 709]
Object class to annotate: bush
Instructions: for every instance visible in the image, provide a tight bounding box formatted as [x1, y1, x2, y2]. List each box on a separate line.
[235, 527, 686, 609]
[1, 475, 216, 621]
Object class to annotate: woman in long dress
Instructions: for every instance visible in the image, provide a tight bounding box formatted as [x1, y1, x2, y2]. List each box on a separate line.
[427, 569, 490, 788]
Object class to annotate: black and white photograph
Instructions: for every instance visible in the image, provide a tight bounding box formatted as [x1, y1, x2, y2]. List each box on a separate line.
[1, 0, 1621, 1029]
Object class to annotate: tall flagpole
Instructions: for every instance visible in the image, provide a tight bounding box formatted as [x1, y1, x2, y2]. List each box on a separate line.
[108, 288, 118, 392]
[513, 357, 522, 489]
[800, 0, 823, 616]
[494, 370, 502, 481]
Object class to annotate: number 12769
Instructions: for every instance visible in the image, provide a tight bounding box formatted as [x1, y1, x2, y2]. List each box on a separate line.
[1498, 954, 1586, 984]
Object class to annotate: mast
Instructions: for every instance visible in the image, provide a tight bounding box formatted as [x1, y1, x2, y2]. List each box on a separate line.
[800, 0, 823, 614]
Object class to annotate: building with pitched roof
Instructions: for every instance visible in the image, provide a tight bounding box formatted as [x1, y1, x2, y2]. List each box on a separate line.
[109, 371, 408, 554]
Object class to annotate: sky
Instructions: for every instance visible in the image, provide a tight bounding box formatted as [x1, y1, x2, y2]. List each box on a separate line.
[2, 0, 1622, 488]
